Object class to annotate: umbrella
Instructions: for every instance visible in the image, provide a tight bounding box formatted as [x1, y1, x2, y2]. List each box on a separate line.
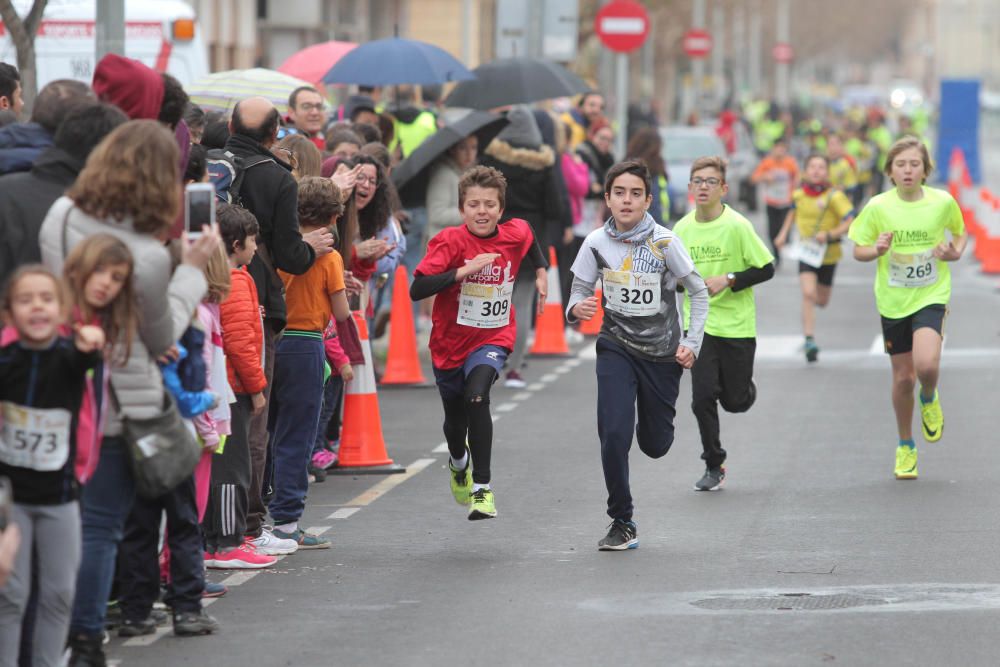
[444, 57, 591, 110]
[188, 68, 312, 115]
[392, 110, 509, 207]
[321, 37, 475, 87]
[277, 41, 357, 85]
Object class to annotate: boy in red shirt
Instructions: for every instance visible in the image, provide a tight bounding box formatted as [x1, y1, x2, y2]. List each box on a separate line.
[411, 166, 546, 520]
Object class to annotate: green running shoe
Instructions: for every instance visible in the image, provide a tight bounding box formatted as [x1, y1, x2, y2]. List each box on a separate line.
[894, 446, 918, 480]
[468, 488, 497, 520]
[920, 391, 944, 442]
[449, 450, 472, 506]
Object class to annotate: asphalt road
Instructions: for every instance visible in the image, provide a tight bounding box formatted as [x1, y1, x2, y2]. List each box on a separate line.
[109, 210, 1000, 667]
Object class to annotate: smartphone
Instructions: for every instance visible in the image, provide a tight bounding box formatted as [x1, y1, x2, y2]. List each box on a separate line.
[0, 477, 11, 531]
[185, 183, 216, 239]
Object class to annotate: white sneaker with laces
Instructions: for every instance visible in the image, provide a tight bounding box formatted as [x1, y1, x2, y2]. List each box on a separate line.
[250, 528, 299, 555]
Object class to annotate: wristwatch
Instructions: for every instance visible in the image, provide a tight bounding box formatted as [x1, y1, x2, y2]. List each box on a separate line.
[726, 272, 736, 288]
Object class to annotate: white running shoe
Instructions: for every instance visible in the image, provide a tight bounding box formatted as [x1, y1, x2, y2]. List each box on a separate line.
[250, 528, 299, 555]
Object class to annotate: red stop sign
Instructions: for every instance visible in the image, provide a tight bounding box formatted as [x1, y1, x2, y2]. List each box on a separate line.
[683, 29, 713, 59]
[773, 42, 794, 64]
[595, 0, 650, 53]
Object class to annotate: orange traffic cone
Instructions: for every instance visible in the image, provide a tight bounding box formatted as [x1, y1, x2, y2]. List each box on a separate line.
[530, 247, 570, 356]
[380, 265, 428, 386]
[329, 312, 405, 475]
[578, 288, 605, 336]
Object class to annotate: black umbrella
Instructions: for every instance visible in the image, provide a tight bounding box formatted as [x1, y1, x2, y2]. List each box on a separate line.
[392, 110, 509, 207]
[444, 57, 591, 110]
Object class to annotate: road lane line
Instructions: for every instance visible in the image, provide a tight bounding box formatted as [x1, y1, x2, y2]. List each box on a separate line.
[432, 442, 449, 453]
[554, 366, 572, 374]
[511, 391, 533, 401]
[219, 570, 263, 587]
[346, 458, 436, 506]
[527, 382, 545, 391]
[869, 335, 883, 355]
[305, 525, 332, 536]
[540, 373, 559, 383]
[495, 402, 518, 413]
[328, 507, 361, 519]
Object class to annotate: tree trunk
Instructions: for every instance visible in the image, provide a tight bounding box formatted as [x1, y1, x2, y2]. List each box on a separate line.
[0, 0, 49, 116]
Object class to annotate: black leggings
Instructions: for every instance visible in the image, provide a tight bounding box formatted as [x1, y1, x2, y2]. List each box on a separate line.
[441, 365, 497, 485]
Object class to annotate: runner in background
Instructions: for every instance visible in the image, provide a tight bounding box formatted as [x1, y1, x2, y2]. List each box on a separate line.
[848, 137, 966, 480]
[774, 155, 855, 363]
[751, 140, 798, 267]
[566, 160, 708, 550]
[673, 157, 774, 491]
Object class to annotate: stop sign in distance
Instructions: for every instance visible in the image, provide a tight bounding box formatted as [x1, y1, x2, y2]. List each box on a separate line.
[595, 0, 650, 53]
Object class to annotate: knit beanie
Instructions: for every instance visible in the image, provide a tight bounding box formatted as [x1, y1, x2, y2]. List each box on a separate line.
[92, 54, 165, 120]
[496, 105, 542, 149]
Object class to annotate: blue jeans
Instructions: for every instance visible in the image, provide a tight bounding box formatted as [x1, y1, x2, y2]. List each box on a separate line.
[596, 338, 682, 523]
[312, 375, 344, 455]
[69, 436, 135, 637]
[268, 334, 324, 525]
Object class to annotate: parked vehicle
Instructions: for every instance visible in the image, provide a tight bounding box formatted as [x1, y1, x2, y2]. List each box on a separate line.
[0, 0, 209, 89]
[660, 125, 753, 221]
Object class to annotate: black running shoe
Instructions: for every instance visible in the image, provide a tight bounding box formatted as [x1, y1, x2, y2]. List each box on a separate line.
[173, 609, 219, 636]
[597, 519, 638, 551]
[118, 616, 157, 637]
[67, 632, 107, 667]
[694, 466, 726, 491]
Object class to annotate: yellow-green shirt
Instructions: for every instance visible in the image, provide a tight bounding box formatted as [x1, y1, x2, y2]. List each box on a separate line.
[674, 205, 774, 338]
[829, 156, 858, 190]
[791, 188, 854, 265]
[848, 187, 965, 319]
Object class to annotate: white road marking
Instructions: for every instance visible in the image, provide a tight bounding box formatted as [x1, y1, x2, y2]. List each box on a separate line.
[869, 335, 883, 355]
[527, 383, 546, 391]
[495, 402, 518, 413]
[554, 366, 572, 374]
[432, 442, 449, 453]
[305, 526, 332, 536]
[755, 335, 804, 359]
[578, 344, 597, 360]
[219, 570, 264, 587]
[566, 358, 583, 367]
[511, 391, 533, 401]
[328, 507, 360, 519]
[540, 373, 559, 383]
[122, 626, 171, 647]
[346, 458, 436, 506]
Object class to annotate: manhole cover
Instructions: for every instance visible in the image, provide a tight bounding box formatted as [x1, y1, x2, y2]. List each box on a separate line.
[692, 593, 889, 611]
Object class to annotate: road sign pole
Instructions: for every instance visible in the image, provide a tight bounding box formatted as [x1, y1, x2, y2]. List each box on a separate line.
[691, 0, 706, 118]
[776, 0, 791, 106]
[615, 51, 627, 159]
[96, 0, 125, 62]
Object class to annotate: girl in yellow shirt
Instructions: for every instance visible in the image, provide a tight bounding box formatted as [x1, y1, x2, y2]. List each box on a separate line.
[775, 155, 855, 362]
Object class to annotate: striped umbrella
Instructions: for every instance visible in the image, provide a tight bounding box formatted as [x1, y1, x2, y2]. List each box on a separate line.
[187, 68, 312, 115]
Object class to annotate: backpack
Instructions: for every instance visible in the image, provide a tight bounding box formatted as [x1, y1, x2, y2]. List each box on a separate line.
[206, 149, 274, 205]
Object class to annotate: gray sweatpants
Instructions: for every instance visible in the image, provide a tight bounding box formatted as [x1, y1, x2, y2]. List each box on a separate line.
[508, 269, 537, 373]
[0, 501, 81, 667]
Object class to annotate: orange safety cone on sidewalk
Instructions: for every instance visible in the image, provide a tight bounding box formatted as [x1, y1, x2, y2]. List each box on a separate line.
[329, 311, 405, 475]
[578, 288, 605, 336]
[380, 265, 429, 386]
[530, 247, 570, 356]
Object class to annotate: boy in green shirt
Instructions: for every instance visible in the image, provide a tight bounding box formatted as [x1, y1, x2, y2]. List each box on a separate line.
[674, 156, 776, 490]
[849, 137, 966, 480]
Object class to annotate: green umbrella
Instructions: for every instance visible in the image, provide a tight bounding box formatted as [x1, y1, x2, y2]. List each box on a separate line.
[187, 68, 312, 115]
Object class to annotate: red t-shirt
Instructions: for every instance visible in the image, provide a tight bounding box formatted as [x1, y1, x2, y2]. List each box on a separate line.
[415, 218, 534, 369]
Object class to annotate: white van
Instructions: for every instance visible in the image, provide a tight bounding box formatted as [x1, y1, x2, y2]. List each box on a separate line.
[0, 0, 209, 89]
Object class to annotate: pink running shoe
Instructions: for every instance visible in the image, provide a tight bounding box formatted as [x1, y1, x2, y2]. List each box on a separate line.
[207, 542, 277, 570]
[312, 450, 336, 470]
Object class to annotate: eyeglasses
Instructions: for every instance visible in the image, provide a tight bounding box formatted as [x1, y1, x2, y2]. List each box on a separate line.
[355, 174, 377, 186]
[298, 103, 326, 112]
[691, 177, 722, 187]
